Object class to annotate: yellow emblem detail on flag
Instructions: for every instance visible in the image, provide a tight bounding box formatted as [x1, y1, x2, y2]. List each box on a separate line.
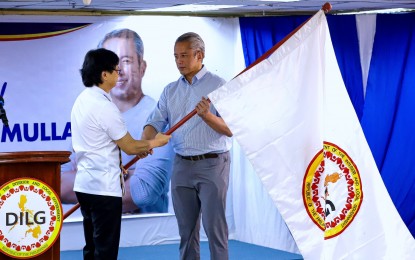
[303, 142, 363, 239]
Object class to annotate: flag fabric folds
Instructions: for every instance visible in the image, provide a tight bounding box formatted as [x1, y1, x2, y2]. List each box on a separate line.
[209, 10, 415, 259]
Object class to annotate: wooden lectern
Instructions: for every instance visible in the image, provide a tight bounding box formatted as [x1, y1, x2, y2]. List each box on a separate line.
[0, 151, 70, 260]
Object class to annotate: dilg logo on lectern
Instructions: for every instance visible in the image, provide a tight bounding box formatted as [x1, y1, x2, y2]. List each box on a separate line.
[0, 178, 62, 259]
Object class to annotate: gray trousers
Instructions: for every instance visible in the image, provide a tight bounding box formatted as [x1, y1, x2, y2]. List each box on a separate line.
[171, 152, 230, 260]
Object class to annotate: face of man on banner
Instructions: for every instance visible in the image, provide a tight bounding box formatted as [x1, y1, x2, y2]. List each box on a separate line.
[102, 35, 147, 111]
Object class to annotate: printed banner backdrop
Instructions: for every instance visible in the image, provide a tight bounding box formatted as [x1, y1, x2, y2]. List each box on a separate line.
[0, 16, 239, 152]
[0, 16, 242, 220]
[209, 10, 415, 259]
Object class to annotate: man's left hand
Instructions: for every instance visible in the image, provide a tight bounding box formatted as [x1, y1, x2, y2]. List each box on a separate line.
[195, 97, 211, 119]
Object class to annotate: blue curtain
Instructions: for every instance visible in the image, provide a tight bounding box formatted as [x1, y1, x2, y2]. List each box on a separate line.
[361, 13, 415, 235]
[239, 16, 308, 66]
[239, 15, 364, 120]
[326, 16, 364, 120]
[239, 13, 415, 236]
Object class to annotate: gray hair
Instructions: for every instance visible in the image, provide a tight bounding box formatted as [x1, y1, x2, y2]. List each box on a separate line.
[98, 28, 144, 62]
[175, 32, 205, 57]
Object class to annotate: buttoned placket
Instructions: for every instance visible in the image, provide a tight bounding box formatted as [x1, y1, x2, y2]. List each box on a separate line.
[103, 93, 127, 196]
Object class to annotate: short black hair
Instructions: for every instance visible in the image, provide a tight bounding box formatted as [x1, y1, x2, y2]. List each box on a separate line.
[80, 48, 119, 87]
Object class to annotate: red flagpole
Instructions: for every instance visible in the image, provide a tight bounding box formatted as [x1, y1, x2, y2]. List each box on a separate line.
[63, 2, 332, 220]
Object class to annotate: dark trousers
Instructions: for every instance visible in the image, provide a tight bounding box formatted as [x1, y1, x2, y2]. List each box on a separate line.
[75, 192, 122, 260]
[171, 152, 231, 260]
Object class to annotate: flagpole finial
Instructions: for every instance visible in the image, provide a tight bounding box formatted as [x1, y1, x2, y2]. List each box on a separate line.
[322, 2, 332, 13]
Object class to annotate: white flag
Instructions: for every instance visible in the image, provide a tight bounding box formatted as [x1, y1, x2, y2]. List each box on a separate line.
[209, 10, 415, 259]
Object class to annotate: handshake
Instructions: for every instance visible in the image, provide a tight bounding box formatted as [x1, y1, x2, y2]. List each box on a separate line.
[136, 132, 171, 159]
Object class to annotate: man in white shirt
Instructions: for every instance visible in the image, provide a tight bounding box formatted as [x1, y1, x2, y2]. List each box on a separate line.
[61, 29, 174, 214]
[72, 48, 170, 259]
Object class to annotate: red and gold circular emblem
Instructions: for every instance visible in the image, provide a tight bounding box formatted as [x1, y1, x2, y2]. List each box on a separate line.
[303, 142, 363, 239]
[0, 178, 62, 259]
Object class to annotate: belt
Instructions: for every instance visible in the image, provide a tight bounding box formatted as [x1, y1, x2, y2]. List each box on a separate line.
[180, 153, 219, 161]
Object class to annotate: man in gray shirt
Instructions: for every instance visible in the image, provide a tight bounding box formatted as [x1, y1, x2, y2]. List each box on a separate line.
[142, 32, 232, 260]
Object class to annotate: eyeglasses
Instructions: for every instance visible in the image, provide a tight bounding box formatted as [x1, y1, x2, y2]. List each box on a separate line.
[114, 69, 122, 75]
